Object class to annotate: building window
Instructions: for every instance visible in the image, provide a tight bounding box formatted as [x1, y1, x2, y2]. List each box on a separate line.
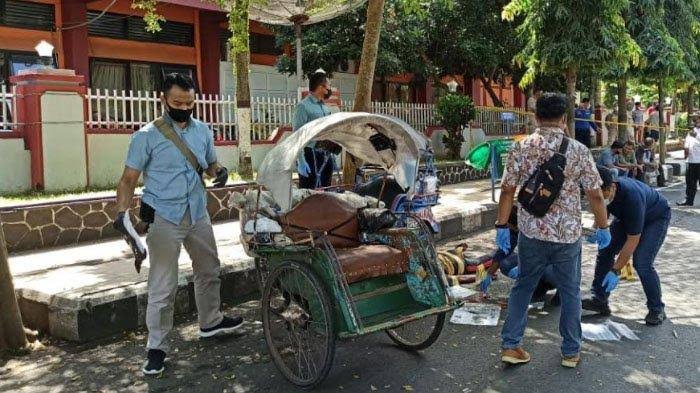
[0, 0, 55, 31]
[87, 11, 194, 46]
[0, 50, 57, 85]
[220, 31, 281, 60]
[90, 59, 196, 92]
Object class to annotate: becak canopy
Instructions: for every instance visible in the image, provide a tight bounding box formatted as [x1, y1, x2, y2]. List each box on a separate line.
[256, 112, 428, 211]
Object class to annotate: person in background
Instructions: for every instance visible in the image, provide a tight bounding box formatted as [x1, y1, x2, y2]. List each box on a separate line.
[645, 105, 661, 142]
[646, 101, 658, 116]
[574, 98, 598, 148]
[636, 138, 659, 185]
[597, 141, 625, 178]
[677, 121, 700, 206]
[527, 89, 541, 131]
[632, 102, 646, 143]
[583, 166, 671, 326]
[480, 206, 559, 305]
[617, 141, 644, 180]
[495, 92, 610, 369]
[114, 73, 243, 375]
[293, 70, 334, 189]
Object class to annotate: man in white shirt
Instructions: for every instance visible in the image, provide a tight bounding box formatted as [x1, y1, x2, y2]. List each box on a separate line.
[677, 119, 700, 206]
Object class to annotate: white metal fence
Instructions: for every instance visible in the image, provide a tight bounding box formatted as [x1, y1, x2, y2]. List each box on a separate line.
[1, 84, 16, 132]
[474, 106, 530, 136]
[86, 89, 237, 142]
[84, 89, 529, 141]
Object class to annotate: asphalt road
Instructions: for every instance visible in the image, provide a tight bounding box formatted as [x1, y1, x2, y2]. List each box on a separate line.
[2, 183, 698, 393]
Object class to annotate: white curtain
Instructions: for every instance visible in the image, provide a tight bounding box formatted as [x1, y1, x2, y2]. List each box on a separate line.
[91, 62, 127, 123]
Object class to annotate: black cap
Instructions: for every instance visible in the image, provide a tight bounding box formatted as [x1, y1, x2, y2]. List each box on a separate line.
[611, 141, 624, 149]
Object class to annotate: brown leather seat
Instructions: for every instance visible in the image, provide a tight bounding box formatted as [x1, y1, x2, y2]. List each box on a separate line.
[335, 245, 408, 284]
[281, 193, 408, 284]
[280, 193, 360, 248]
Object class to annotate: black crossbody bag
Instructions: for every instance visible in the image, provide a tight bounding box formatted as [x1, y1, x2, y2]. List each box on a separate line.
[139, 117, 206, 225]
[517, 137, 569, 218]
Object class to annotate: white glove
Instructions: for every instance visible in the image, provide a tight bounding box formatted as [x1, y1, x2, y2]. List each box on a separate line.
[113, 211, 147, 273]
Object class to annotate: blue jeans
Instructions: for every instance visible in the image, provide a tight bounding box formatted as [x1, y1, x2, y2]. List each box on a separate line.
[591, 213, 670, 312]
[498, 252, 557, 297]
[501, 234, 582, 357]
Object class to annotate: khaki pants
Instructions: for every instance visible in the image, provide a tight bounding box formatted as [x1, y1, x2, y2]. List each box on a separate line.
[145, 212, 222, 351]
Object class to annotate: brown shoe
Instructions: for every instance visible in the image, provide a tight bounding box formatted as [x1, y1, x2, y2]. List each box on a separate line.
[561, 354, 580, 368]
[501, 348, 531, 365]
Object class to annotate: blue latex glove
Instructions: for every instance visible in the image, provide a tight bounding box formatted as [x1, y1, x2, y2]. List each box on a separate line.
[507, 266, 519, 279]
[496, 228, 511, 253]
[595, 227, 612, 250]
[602, 271, 620, 292]
[297, 157, 311, 177]
[479, 275, 493, 293]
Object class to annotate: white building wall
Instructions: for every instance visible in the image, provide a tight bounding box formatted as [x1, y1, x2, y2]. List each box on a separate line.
[219, 62, 357, 102]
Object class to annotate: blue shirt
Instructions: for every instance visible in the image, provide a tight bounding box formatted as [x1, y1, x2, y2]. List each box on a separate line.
[293, 95, 331, 131]
[125, 112, 217, 225]
[574, 107, 598, 131]
[607, 177, 670, 235]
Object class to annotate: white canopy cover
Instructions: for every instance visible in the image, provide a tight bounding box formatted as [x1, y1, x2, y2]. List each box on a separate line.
[256, 112, 428, 211]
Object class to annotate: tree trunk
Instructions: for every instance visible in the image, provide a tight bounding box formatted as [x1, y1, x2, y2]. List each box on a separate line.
[343, 0, 385, 185]
[565, 68, 577, 138]
[617, 76, 628, 142]
[658, 82, 666, 165]
[230, 2, 253, 180]
[588, 78, 596, 108]
[594, 79, 602, 110]
[685, 86, 694, 115]
[381, 75, 388, 101]
[352, 0, 384, 113]
[479, 76, 503, 107]
[0, 219, 28, 350]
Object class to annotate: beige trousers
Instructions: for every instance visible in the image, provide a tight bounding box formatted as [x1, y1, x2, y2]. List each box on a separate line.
[145, 211, 222, 351]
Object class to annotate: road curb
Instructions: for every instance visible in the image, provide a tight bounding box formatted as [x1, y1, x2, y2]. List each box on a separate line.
[17, 203, 498, 342]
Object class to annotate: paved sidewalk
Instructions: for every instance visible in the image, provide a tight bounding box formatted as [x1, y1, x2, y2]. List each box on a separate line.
[9, 181, 498, 341]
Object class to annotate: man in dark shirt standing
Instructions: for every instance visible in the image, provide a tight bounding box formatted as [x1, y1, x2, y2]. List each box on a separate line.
[583, 167, 671, 325]
[574, 98, 598, 148]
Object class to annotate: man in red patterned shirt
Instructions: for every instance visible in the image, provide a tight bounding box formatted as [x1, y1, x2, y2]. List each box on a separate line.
[494, 93, 611, 369]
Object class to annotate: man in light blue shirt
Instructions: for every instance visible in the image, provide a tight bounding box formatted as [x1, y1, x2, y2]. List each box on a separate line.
[293, 71, 335, 188]
[114, 73, 243, 376]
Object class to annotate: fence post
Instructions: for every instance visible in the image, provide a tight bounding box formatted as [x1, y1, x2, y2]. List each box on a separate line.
[10, 70, 88, 191]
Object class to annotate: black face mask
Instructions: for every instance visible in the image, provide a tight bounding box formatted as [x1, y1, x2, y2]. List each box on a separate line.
[323, 87, 333, 100]
[166, 103, 193, 123]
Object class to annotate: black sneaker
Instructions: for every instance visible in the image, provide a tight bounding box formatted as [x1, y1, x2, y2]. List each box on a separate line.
[198, 315, 244, 338]
[582, 298, 612, 316]
[142, 349, 165, 375]
[676, 201, 693, 206]
[645, 310, 666, 326]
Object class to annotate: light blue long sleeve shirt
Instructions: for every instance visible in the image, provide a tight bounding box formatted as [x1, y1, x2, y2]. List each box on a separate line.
[293, 95, 331, 131]
[125, 112, 216, 225]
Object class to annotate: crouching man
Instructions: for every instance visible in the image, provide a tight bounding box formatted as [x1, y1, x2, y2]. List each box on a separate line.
[114, 73, 243, 375]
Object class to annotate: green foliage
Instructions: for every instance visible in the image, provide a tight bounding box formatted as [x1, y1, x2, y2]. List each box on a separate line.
[130, 0, 165, 32]
[426, 0, 522, 86]
[273, 0, 430, 79]
[435, 94, 476, 159]
[503, 0, 641, 87]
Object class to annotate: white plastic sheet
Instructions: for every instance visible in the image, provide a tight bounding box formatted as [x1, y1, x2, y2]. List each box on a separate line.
[449, 304, 501, 326]
[581, 320, 640, 341]
[446, 285, 478, 301]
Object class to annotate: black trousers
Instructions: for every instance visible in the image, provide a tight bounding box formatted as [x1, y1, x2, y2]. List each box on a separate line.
[299, 147, 334, 189]
[575, 128, 591, 148]
[685, 163, 700, 204]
